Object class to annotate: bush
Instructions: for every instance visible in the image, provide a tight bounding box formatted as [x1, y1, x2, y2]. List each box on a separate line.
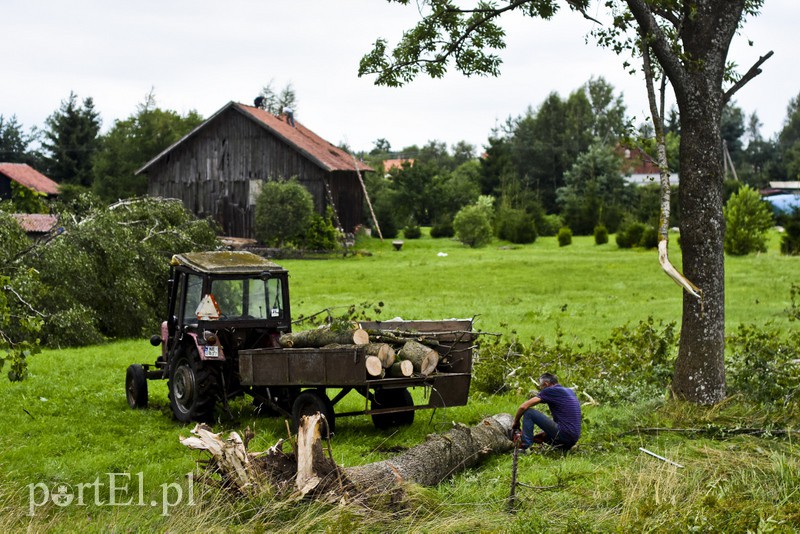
[616, 222, 646, 249]
[639, 226, 659, 249]
[254, 179, 314, 247]
[453, 204, 493, 248]
[781, 218, 800, 256]
[557, 226, 572, 247]
[303, 211, 339, 251]
[724, 185, 774, 255]
[536, 214, 562, 237]
[727, 323, 800, 410]
[593, 224, 609, 245]
[430, 217, 454, 238]
[473, 317, 678, 403]
[496, 207, 537, 244]
[403, 223, 422, 239]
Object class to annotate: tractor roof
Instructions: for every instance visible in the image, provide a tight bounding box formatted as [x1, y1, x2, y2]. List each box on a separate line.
[171, 251, 285, 275]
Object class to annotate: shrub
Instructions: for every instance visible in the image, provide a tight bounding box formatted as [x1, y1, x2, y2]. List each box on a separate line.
[557, 226, 572, 247]
[430, 217, 454, 238]
[403, 223, 422, 239]
[724, 185, 774, 255]
[453, 204, 493, 248]
[496, 207, 537, 244]
[536, 214, 562, 237]
[727, 323, 800, 410]
[473, 317, 678, 403]
[254, 179, 314, 247]
[303, 211, 339, 251]
[639, 226, 659, 249]
[616, 222, 646, 249]
[781, 219, 800, 256]
[593, 224, 609, 245]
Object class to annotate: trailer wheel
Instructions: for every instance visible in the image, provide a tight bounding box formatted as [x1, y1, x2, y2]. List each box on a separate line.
[292, 390, 335, 436]
[125, 364, 148, 409]
[371, 388, 414, 430]
[168, 348, 217, 423]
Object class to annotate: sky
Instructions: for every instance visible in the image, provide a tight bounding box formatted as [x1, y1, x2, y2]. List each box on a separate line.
[2, 0, 798, 155]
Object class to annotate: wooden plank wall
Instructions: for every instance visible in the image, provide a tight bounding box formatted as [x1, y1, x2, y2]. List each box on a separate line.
[146, 109, 363, 237]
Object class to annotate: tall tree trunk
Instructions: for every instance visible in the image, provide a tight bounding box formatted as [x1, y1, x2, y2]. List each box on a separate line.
[664, 0, 745, 404]
[673, 92, 726, 403]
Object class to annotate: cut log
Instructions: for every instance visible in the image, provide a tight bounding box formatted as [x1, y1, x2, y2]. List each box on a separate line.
[365, 355, 383, 377]
[398, 340, 439, 375]
[365, 342, 396, 368]
[279, 323, 369, 348]
[387, 360, 413, 378]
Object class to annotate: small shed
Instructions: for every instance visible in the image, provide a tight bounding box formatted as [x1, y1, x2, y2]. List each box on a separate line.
[0, 163, 60, 200]
[137, 101, 372, 238]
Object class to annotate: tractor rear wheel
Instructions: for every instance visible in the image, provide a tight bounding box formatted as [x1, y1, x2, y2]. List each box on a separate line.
[292, 390, 335, 436]
[168, 348, 217, 423]
[125, 364, 148, 409]
[371, 388, 414, 429]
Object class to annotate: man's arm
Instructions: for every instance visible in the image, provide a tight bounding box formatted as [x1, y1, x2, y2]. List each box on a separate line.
[512, 396, 541, 430]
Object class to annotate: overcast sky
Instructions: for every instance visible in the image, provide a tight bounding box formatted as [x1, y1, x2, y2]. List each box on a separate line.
[2, 1, 797, 154]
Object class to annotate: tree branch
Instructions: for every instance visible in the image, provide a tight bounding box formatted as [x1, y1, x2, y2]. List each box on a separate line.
[624, 0, 687, 92]
[722, 51, 774, 105]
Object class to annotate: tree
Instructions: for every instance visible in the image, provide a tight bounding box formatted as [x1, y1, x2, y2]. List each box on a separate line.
[258, 80, 298, 115]
[93, 91, 203, 201]
[557, 143, 629, 234]
[779, 92, 800, 180]
[254, 179, 314, 247]
[359, 0, 769, 404]
[42, 92, 101, 187]
[723, 185, 773, 255]
[0, 115, 40, 166]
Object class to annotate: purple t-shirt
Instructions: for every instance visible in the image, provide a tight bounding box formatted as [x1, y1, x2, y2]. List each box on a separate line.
[538, 384, 582, 443]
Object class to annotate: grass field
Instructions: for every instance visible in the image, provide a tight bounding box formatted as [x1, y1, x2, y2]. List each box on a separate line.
[1, 232, 798, 532]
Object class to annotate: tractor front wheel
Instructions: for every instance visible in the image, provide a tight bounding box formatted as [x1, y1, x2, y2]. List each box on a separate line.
[125, 364, 148, 409]
[168, 349, 217, 423]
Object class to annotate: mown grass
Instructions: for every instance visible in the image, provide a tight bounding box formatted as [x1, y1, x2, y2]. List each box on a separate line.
[1, 231, 798, 532]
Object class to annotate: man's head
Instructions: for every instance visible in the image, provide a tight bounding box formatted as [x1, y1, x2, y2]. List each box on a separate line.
[538, 373, 559, 389]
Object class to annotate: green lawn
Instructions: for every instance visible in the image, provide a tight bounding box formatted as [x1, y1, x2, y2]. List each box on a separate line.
[1, 232, 798, 532]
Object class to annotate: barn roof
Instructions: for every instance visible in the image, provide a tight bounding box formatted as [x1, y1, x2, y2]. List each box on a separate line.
[137, 101, 372, 175]
[0, 163, 60, 195]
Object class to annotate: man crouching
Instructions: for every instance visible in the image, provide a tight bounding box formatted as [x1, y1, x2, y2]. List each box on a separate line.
[512, 373, 582, 450]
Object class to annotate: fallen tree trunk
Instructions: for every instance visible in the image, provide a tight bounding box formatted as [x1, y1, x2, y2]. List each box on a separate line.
[180, 413, 515, 504]
[279, 323, 369, 348]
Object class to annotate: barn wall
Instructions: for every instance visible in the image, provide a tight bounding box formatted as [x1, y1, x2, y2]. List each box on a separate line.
[146, 108, 347, 238]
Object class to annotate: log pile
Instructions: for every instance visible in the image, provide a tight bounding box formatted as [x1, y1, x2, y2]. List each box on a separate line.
[284, 323, 446, 379]
[180, 413, 514, 504]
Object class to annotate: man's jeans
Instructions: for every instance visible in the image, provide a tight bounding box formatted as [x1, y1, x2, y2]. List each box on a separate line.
[521, 408, 573, 449]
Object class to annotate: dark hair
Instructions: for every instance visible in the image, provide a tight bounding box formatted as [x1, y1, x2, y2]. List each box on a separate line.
[539, 373, 559, 385]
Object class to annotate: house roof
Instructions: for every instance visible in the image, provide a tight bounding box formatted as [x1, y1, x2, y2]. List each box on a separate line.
[137, 101, 372, 175]
[12, 213, 58, 233]
[0, 163, 60, 195]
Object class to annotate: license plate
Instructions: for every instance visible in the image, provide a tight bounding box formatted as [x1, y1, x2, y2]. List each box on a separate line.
[204, 345, 219, 358]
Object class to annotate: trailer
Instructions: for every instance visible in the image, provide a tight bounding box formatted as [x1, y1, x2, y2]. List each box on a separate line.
[125, 251, 474, 432]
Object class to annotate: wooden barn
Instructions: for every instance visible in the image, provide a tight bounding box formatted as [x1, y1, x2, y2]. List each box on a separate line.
[138, 101, 372, 238]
